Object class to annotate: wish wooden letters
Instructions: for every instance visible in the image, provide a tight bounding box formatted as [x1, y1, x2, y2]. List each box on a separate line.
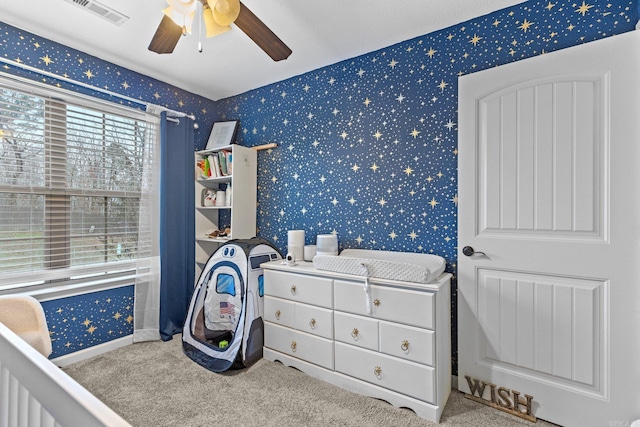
[464, 376, 536, 422]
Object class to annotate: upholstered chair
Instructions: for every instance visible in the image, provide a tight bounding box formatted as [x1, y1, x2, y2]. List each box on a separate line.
[0, 295, 52, 357]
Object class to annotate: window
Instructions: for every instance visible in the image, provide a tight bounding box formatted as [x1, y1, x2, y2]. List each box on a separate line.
[0, 78, 157, 290]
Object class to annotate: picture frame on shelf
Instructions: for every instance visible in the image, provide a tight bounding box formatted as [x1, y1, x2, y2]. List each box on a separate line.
[206, 120, 240, 150]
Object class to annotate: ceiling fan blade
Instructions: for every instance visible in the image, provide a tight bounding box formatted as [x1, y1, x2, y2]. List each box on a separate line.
[149, 15, 183, 54]
[234, 2, 292, 62]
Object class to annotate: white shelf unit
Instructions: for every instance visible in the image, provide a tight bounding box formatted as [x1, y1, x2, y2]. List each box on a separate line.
[194, 144, 256, 275]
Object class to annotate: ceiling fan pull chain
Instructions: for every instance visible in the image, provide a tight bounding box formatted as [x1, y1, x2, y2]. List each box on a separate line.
[197, 0, 203, 52]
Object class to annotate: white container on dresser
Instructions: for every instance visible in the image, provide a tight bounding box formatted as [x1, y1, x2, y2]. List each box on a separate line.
[261, 261, 452, 423]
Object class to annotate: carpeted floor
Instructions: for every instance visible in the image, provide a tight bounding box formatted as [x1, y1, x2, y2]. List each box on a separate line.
[63, 337, 557, 427]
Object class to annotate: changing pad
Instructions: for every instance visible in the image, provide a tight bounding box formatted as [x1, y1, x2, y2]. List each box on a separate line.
[313, 249, 446, 284]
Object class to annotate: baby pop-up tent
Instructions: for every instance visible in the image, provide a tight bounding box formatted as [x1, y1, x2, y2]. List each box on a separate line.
[182, 238, 281, 372]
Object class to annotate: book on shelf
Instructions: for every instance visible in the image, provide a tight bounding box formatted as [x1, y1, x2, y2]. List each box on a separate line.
[218, 151, 227, 176]
[196, 149, 233, 179]
[211, 155, 221, 177]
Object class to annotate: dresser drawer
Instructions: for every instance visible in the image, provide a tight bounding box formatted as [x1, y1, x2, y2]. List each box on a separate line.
[265, 322, 334, 370]
[334, 280, 435, 329]
[334, 311, 378, 351]
[335, 342, 435, 403]
[265, 270, 333, 308]
[379, 320, 434, 366]
[264, 296, 295, 328]
[294, 302, 333, 339]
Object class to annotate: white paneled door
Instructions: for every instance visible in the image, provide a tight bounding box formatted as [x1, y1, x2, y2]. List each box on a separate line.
[458, 30, 640, 427]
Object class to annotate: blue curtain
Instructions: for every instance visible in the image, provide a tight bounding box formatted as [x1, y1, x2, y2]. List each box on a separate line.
[159, 112, 195, 340]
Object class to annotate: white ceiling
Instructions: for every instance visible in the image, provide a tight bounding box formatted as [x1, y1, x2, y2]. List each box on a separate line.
[0, 0, 524, 101]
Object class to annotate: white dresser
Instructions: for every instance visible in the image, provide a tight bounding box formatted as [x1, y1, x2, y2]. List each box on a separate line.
[262, 261, 452, 423]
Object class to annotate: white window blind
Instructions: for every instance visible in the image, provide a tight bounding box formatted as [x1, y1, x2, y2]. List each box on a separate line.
[0, 77, 157, 289]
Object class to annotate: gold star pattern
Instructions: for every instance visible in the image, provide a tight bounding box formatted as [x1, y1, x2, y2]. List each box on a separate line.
[546, 2, 556, 10]
[426, 48, 437, 58]
[519, 19, 534, 32]
[84, 70, 94, 79]
[389, 231, 398, 240]
[370, 163, 379, 172]
[403, 166, 414, 176]
[575, 1, 594, 16]
[429, 198, 439, 208]
[438, 80, 448, 91]
[40, 55, 53, 66]
[363, 98, 371, 106]
[410, 128, 421, 138]
[469, 34, 482, 46]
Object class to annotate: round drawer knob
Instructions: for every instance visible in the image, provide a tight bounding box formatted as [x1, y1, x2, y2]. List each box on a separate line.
[401, 340, 410, 352]
[351, 328, 359, 339]
[275, 309, 281, 320]
[373, 298, 381, 307]
[309, 318, 317, 329]
[290, 285, 297, 295]
[291, 341, 297, 352]
[373, 366, 382, 377]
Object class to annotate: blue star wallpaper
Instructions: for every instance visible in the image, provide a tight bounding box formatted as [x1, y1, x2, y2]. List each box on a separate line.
[210, 1, 637, 372]
[40, 285, 134, 358]
[213, 0, 637, 271]
[0, 0, 637, 364]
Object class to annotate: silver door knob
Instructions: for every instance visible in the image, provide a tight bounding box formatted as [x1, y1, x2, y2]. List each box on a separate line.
[463, 246, 486, 257]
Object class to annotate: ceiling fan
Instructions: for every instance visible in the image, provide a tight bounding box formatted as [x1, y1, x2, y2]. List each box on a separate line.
[148, 0, 292, 61]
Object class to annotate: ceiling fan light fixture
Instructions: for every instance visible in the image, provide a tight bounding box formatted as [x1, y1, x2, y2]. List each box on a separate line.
[163, 0, 197, 33]
[203, 2, 231, 37]
[211, 0, 240, 27]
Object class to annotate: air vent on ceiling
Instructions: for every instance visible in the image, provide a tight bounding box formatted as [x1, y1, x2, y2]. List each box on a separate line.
[63, 0, 129, 26]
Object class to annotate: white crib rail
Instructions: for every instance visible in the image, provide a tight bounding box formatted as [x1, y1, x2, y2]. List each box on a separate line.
[0, 322, 131, 427]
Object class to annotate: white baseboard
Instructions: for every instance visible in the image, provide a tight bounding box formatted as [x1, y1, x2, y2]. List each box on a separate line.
[52, 335, 133, 367]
